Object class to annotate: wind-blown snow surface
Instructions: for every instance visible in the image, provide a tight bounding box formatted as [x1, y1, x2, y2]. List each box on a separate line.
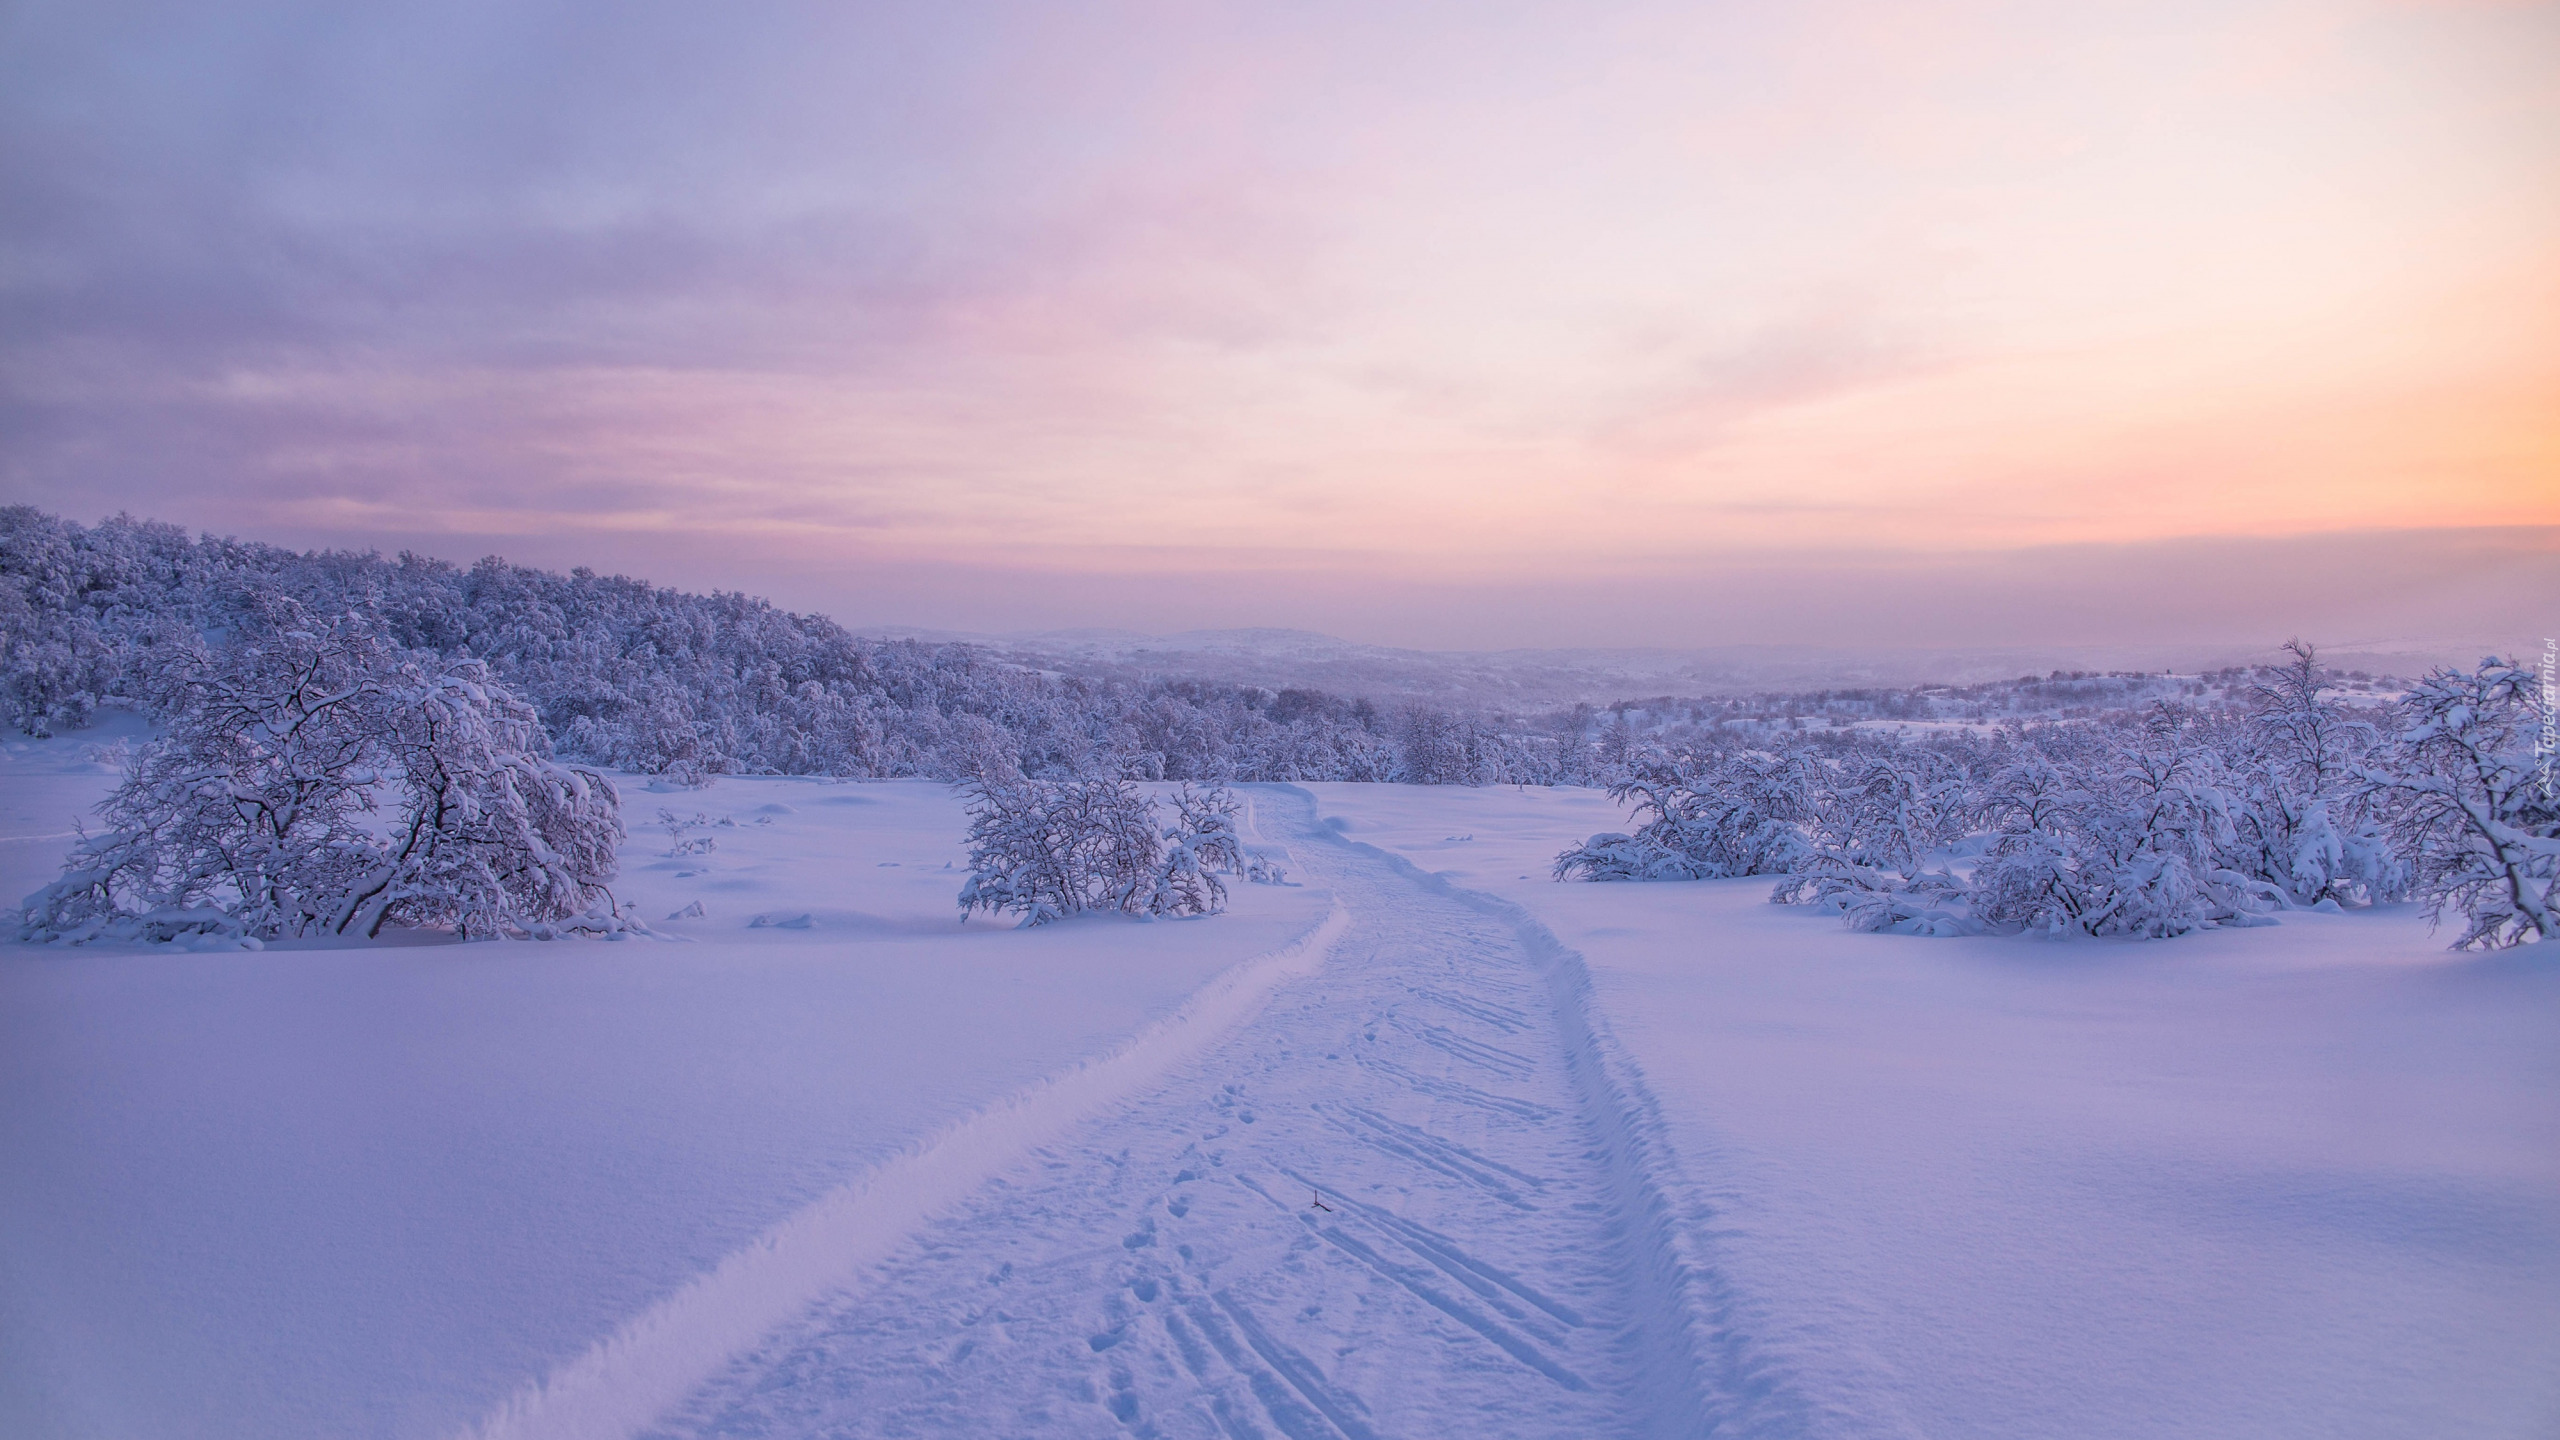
[0, 733, 1332, 1440]
[1299, 783, 2560, 1439]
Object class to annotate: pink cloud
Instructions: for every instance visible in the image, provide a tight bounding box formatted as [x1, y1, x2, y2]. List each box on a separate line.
[4, 0, 2554, 646]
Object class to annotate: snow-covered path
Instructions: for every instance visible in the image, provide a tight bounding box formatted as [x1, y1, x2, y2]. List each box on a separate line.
[634, 788, 1736, 1440]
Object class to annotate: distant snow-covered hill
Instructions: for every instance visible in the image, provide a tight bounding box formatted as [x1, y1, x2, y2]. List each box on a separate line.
[848, 624, 2481, 711]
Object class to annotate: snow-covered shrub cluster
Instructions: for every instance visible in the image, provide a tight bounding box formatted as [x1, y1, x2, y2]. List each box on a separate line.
[21, 602, 631, 945]
[958, 778, 1248, 926]
[1551, 750, 1814, 882]
[2, 509, 1568, 786]
[2363, 659, 2556, 949]
[1947, 709, 2287, 939]
[1561, 645, 2552, 949]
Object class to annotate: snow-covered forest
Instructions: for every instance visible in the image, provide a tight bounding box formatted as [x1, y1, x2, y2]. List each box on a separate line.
[0, 509, 1558, 786]
[6, 508, 2553, 949]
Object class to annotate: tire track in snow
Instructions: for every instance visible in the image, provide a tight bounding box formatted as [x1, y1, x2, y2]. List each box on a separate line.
[624, 787, 1800, 1440]
[1393, 1015, 1539, 1079]
[1300, 798, 1822, 1440]
[458, 902, 1349, 1440]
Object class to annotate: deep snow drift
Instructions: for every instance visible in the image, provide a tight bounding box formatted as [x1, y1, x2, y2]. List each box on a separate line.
[4, 743, 2555, 1439]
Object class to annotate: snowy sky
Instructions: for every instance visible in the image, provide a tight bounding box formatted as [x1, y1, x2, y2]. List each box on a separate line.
[3, 0, 2554, 648]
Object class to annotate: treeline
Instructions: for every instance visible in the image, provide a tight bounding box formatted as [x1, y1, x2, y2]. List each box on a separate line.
[0, 510, 1563, 785]
[1555, 666, 2405, 757]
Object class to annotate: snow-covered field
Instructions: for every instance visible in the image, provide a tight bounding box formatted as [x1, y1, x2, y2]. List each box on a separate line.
[5, 743, 2556, 1438]
[1299, 783, 2560, 1438]
[0, 733, 1331, 1440]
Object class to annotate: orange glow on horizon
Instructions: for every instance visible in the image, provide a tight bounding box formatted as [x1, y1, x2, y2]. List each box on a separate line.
[5, 0, 2554, 641]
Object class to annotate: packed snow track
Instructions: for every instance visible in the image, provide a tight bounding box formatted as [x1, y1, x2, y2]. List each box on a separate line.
[602, 787, 1744, 1440]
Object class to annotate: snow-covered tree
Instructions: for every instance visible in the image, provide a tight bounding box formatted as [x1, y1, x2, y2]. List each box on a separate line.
[957, 775, 1256, 927]
[2363, 657, 2556, 949]
[359, 661, 630, 939]
[1139, 784, 1246, 919]
[958, 773, 1149, 926]
[956, 774, 1249, 927]
[1394, 705, 1470, 785]
[21, 606, 629, 945]
[2224, 641, 2404, 908]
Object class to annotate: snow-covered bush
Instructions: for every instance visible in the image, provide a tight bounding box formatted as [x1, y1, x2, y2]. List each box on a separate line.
[1965, 707, 2278, 938]
[1166, 782, 1246, 873]
[956, 774, 1158, 926]
[660, 810, 719, 857]
[1553, 750, 1812, 881]
[1811, 748, 1977, 875]
[1791, 864, 1976, 937]
[957, 776, 1249, 927]
[1766, 747, 1973, 933]
[2362, 657, 2555, 949]
[1564, 712, 2299, 942]
[1140, 784, 1244, 920]
[20, 608, 630, 945]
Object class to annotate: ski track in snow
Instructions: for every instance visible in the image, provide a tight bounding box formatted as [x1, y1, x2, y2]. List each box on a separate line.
[461, 902, 1350, 1440]
[543, 787, 1813, 1440]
